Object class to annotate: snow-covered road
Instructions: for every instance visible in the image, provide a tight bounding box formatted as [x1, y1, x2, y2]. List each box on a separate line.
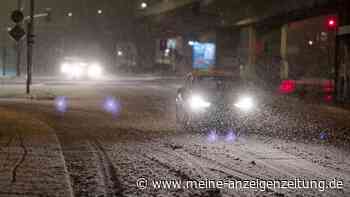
[0, 79, 349, 196]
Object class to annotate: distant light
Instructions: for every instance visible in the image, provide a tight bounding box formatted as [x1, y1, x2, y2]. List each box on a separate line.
[60, 63, 70, 73]
[141, 2, 147, 9]
[188, 41, 194, 46]
[234, 96, 254, 111]
[117, 51, 123, 56]
[6, 27, 11, 32]
[326, 18, 337, 29]
[72, 65, 83, 79]
[164, 48, 170, 57]
[279, 80, 296, 94]
[189, 94, 211, 111]
[103, 97, 121, 115]
[225, 129, 237, 142]
[207, 130, 218, 142]
[328, 19, 335, 26]
[308, 40, 314, 46]
[55, 96, 68, 113]
[67, 12, 73, 17]
[97, 9, 103, 14]
[88, 64, 103, 79]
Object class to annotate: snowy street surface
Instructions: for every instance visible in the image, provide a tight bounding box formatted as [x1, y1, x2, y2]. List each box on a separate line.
[0, 77, 349, 197]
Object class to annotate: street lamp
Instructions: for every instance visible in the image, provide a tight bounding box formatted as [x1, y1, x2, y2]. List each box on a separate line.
[97, 9, 103, 14]
[141, 2, 147, 9]
[67, 12, 73, 17]
[308, 40, 314, 46]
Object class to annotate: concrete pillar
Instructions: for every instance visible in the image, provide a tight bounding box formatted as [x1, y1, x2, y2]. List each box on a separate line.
[280, 24, 289, 80]
[336, 1, 350, 100]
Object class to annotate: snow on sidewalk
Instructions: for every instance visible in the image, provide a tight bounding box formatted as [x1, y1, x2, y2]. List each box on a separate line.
[0, 108, 73, 197]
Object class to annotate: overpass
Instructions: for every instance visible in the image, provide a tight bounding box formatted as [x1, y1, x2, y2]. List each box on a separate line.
[141, 0, 350, 99]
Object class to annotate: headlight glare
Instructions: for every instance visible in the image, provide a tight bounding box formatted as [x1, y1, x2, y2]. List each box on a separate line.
[88, 64, 103, 79]
[72, 65, 83, 78]
[61, 63, 70, 73]
[189, 95, 211, 111]
[234, 96, 254, 111]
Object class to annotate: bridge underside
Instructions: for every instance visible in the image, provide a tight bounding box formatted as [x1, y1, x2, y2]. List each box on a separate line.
[142, 0, 349, 99]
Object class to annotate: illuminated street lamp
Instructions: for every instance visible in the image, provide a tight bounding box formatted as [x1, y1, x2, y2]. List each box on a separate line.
[308, 40, 314, 46]
[97, 9, 103, 14]
[141, 2, 147, 9]
[67, 12, 72, 17]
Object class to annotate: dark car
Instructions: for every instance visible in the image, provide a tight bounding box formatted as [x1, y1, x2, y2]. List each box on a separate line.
[176, 70, 256, 132]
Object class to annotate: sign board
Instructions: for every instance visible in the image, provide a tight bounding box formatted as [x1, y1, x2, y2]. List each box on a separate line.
[192, 42, 216, 70]
[338, 25, 350, 36]
[9, 25, 26, 42]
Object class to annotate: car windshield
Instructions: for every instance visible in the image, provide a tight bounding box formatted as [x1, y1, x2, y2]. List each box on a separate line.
[0, 1, 349, 197]
[194, 76, 235, 90]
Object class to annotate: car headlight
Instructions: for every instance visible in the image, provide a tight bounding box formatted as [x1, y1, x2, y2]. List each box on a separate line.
[72, 65, 83, 78]
[189, 94, 211, 111]
[61, 63, 70, 74]
[88, 64, 103, 79]
[234, 96, 254, 111]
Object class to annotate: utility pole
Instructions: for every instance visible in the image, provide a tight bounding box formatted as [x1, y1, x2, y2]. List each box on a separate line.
[26, 0, 34, 94]
[16, 0, 23, 77]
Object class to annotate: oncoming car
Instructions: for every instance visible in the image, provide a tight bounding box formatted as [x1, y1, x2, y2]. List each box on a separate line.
[60, 57, 103, 80]
[176, 70, 256, 131]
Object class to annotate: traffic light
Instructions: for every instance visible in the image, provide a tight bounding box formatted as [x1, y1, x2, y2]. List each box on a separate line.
[11, 10, 24, 23]
[326, 17, 337, 30]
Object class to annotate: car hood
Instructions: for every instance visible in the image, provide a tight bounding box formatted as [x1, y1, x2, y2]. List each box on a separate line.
[191, 88, 244, 105]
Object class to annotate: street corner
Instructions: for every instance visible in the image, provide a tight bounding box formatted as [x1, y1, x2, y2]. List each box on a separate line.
[0, 107, 74, 197]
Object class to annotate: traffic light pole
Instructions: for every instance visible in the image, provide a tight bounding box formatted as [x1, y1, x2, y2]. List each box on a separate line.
[16, 0, 22, 77]
[26, 0, 34, 94]
[16, 39, 21, 77]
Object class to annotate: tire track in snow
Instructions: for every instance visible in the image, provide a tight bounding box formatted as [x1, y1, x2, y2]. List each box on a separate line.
[143, 149, 225, 197]
[180, 142, 344, 197]
[143, 144, 277, 197]
[88, 140, 125, 197]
